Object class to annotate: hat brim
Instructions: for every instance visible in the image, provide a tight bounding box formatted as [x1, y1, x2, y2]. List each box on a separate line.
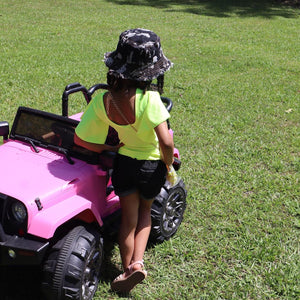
[104, 51, 173, 81]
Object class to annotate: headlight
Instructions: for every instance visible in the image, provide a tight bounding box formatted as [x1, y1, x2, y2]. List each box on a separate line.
[11, 202, 27, 223]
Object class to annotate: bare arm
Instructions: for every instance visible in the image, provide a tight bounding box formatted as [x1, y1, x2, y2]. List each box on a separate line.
[74, 133, 123, 153]
[155, 121, 174, 166]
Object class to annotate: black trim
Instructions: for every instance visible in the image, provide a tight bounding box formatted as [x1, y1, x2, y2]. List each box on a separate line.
[0, 121, 9, 140]
[0, 227, 49, 265]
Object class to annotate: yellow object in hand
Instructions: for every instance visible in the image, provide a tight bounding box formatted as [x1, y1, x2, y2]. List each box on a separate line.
[167, 165, 179, 187]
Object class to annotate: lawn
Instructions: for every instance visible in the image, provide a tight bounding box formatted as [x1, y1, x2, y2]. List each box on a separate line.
[0, 0, 299, 299]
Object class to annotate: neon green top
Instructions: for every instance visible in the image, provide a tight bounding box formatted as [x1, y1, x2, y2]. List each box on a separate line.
[75, 89, 170, 160]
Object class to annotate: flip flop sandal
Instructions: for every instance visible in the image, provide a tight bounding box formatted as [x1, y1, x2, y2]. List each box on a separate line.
[111, 260, 147, 293]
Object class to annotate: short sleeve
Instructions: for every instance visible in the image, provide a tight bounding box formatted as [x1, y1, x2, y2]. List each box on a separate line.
[141, 91, 170, 128]
[75, 93, 109, 144]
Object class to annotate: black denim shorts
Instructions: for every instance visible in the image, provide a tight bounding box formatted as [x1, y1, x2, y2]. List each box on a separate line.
[112, 154, 167, 200]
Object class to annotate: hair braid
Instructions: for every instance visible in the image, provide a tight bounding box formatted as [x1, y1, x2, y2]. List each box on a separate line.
[157, 75, 164, 95]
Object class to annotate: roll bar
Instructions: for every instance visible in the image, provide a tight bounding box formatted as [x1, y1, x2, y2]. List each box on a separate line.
[62, 82, 173, 116]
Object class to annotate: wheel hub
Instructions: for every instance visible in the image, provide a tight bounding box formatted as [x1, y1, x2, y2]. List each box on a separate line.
[82, 249, 101, 299]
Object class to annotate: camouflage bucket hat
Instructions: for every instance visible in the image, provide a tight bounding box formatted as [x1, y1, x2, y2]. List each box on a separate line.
[104, 28, 173, 81]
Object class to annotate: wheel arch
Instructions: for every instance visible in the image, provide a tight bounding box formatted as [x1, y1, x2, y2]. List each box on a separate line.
[28, 195, 103, 239]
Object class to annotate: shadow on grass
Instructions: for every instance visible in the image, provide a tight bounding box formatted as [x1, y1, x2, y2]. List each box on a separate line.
[105, 0, 299, 18]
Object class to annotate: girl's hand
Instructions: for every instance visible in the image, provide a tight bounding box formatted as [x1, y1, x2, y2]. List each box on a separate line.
[74, 133, 124, 153]
[106, 142, 124, 152]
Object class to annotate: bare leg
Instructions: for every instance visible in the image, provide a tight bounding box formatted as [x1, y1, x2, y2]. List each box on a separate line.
[131, 197, 154, 271]
[118, 191, 140, 272]
[111, 193, 153, 292]
[118, 193, 154, 274]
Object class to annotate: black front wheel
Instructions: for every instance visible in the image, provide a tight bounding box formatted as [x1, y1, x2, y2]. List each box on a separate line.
[41, 225, 103, 300]
[150, 179, 187, 244]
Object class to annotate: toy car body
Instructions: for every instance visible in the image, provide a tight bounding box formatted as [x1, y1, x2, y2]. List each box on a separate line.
[0, 83, 186, 300]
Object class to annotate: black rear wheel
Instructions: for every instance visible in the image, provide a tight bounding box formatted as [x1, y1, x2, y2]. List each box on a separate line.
[150, 179, 187, 244]
[41, 225, 103, 300]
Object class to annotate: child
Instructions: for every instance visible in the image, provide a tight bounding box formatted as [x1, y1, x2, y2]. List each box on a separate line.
[74, 28, 174, 293]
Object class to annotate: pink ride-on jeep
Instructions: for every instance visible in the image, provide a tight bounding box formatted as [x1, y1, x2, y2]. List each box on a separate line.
[0, 83, 187, 300]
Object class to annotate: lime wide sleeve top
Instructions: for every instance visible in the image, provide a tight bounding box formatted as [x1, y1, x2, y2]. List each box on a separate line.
[75, 88, 170, 160]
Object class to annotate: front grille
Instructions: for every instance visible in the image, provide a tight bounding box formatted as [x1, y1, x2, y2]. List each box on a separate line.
[0, 192, 8, 221]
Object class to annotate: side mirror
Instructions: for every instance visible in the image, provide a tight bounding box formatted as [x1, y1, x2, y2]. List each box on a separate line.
[0, 122, 9, 140]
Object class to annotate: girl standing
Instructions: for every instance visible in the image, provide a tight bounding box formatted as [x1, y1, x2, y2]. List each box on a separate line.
[74, 28, 174, 293]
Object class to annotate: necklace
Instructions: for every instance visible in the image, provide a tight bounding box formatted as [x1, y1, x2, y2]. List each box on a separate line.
[107, 91, 158, 149]
[107, 92, 137, 132]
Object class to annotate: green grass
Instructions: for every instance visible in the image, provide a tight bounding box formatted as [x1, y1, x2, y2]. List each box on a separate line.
[1, 0, 299, 299]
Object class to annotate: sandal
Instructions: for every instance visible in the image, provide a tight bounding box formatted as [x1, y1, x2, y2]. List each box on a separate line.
[111, 260, 147, 293]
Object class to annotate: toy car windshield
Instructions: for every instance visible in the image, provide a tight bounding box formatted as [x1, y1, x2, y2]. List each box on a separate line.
[10, 106, 100, 164]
